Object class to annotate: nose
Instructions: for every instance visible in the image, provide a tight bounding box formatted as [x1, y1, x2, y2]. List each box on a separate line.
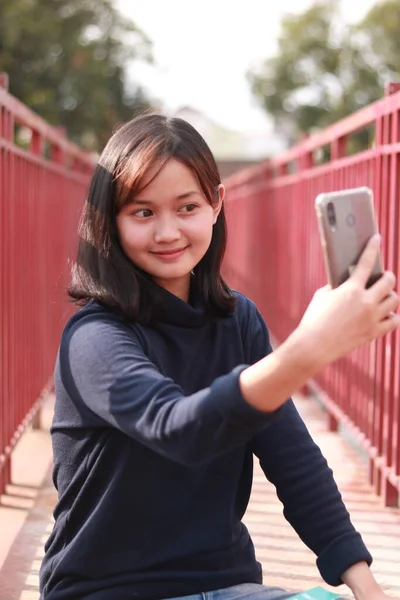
[153, 215, 182, 244]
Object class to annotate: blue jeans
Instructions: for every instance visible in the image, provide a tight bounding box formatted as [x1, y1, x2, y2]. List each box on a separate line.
[164, 583, 295, 600]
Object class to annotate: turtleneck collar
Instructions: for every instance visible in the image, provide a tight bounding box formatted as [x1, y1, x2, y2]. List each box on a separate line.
[154, 279, 207, 328]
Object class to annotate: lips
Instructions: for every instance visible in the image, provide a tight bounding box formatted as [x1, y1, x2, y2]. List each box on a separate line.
[150, 246, 189, 259]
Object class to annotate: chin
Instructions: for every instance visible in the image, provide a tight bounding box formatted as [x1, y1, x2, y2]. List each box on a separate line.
[146, 258, 200, 279]
[151, 268, 193, 281]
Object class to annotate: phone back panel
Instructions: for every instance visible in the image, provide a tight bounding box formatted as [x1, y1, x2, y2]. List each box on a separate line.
[315, 187, 382, 288]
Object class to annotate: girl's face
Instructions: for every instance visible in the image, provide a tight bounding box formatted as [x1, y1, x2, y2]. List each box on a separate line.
[116, 158, 224, 301]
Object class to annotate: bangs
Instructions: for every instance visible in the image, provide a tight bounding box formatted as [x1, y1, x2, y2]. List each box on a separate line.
[113, 137, 171, 211]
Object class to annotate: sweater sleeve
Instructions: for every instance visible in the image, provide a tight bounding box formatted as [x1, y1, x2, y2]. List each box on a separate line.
[245, 302, 373, 586]
[58, 310, 277, 467]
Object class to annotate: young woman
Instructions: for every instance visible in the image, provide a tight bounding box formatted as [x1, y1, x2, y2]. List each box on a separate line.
[39, 114, 399, 600]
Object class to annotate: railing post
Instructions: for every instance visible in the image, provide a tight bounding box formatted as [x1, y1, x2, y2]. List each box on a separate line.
[384, 82, 400, 96]
[30, 130, 44, 156]
[31, 402, 42, 430]
[0, 72, 12, 493]
[0, 72, 9, 91]
[331, 135, 347, 161]
[0, 72, 13, 142]
[51, 126, 66, 165]
[370, 82, 400, 506]
[298, 137, 314, 398]
[382, 82, 400, 507]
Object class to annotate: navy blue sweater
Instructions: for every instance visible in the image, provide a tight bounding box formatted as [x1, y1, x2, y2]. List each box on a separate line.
[40, 287, 372, 599]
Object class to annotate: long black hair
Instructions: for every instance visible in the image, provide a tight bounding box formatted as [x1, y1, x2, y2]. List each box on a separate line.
[69, 113, 236, 324]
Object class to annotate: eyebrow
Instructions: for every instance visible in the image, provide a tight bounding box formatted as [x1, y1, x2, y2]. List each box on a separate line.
[131, 191, 201, 205]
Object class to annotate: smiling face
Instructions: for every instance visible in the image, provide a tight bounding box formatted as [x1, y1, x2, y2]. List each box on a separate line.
[116, 158, 224, 301]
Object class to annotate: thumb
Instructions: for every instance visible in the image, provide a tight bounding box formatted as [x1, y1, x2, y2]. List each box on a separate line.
[350, 234, 381, 286]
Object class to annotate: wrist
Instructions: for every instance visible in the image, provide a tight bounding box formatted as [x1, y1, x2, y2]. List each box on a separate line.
[341, 562, 381, 599]
[284, 325, 329, 374]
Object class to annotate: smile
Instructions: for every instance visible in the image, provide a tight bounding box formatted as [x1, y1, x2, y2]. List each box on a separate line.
[150, 246, 189, 260]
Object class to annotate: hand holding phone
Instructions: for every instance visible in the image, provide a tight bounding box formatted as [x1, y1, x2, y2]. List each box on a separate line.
[298, 234, 400, 366]
[315, 186, 383, 288]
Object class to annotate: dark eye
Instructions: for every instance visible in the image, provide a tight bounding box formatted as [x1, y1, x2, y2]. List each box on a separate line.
[133, 209, 153, 218]
[180, 204, 197, 213]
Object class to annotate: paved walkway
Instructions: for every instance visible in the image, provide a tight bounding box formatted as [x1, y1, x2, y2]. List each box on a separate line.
[1, 395, 400, 600]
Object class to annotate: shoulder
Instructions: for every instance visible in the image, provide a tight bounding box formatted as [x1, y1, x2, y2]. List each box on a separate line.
[230, 291, 272, 362]
[232, 290, 257, 313]
[64, 302, 124, 331]
[57, 304, 149, 395]
[231, 290, 265, 328]
[61, 303, 138, 356]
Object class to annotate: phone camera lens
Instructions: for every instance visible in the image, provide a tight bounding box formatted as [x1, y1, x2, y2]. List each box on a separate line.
[327, 202, 336, 227]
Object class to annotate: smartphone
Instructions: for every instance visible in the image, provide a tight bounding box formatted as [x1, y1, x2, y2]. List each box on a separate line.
[315, 186, 383, 288]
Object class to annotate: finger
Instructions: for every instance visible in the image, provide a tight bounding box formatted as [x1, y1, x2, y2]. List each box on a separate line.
[376, 312, 400, 338]
[377, 291, 399, 321]
[368, 270, 397, 302]
[350, 234, 381, 287]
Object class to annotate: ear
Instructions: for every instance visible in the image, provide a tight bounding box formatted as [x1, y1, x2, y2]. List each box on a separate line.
[213, 184, 225, 224]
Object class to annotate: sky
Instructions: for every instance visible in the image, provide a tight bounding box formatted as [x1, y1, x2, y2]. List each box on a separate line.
[115, 0, 379, 134]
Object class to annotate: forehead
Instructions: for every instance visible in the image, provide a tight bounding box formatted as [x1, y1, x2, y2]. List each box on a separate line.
[137, 158, 201, 197]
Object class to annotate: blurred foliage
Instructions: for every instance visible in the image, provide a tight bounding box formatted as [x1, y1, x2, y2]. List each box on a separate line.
[248, 0, 400, 148]
[0, 0, 153, 151]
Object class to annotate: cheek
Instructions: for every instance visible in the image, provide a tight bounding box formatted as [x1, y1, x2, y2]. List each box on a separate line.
[117, 219, 149, 254]
[185, 213, 214, 244]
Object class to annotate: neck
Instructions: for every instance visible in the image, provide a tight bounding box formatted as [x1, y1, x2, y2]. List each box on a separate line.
[153, 275, 191, 303]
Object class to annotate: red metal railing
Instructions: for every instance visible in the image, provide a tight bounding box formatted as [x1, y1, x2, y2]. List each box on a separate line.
[0, 73, 94, 494]
[1, 72, 399, 508]
[224, 83, 400, 507]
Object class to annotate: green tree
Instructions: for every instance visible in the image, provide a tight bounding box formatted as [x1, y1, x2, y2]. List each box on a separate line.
[247, 0, 391, 147]
[0, 0, 153, 151]
[356, 0, 400, 79]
